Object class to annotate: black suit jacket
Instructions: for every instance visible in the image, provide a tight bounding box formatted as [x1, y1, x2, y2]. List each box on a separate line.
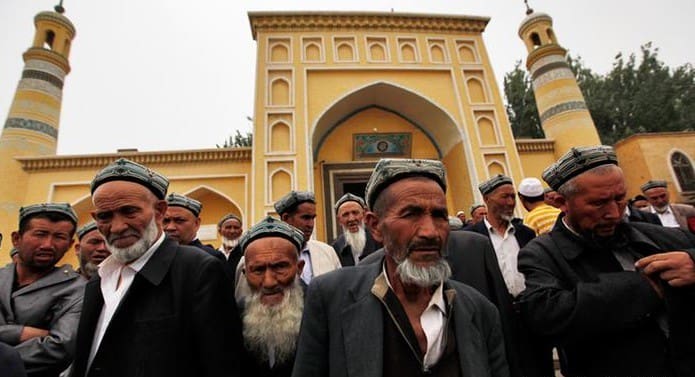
[0, 342, 27, 377]
[331, 230, 381, 266]
[70, 237, 242, 377]
[462, 220, 536, 248]
[627, 205, 662, 225]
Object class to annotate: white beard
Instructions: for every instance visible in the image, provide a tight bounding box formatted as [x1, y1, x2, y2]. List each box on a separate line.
[342, 224, 366, 255]
[396, 256, 452, 288]
[105, 216, 159, 264]
[222, 236, 240, 249]
[242, 279, 304, 366]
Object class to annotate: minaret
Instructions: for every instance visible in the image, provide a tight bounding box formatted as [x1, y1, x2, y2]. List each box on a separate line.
[518, 3, 601, 157]
[0, 3, 75, 234]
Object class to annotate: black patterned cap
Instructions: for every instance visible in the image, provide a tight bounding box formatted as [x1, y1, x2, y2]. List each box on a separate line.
[365, 159, 447, 210]
[240, 216, 305, 254]
[166, 193, 202, 217]
[218, 213, 242, 228]
[91, 158, 169, 199]
[19, 202, 78, 226]
[274, 191, 316, 215]
[640, 180, 667, 192]
[334, 193, 366, 212]
[469, 203, 485, 215]
[76, 221, 98, 240]
[542, 145, 619, 191]
[478, 175, 513, 195]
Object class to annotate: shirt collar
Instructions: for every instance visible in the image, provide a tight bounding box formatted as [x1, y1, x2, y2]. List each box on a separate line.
[484, 217, 515, 235]
[380, 261, 446, 313]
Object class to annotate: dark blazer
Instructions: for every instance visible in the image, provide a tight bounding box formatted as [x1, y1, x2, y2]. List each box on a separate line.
[70, 237, 242, 377]
[0, 342, 27, 377]
[518, 221, 695, 377]
[330, 230, 381, 266]
[462, 220, 536, 249]
[291, 260, 509, 377]
[627, 206, 662, 225]
[362, 231, 550, 377]
[190, 238, 226, 260]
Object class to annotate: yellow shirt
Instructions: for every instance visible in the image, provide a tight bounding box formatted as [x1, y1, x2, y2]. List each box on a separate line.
[524, 203, 561, 235]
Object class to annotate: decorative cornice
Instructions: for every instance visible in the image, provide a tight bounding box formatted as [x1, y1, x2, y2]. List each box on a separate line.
[248, 11, 490, 40]
[17, 147, 252, 172]
[526, 44, 566, 70]
[515, 139, 555, 153]
[35, 11, 76, 38]
[23, 48, 71, 74]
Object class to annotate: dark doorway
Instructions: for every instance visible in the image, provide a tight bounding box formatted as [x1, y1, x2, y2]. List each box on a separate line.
[322, 162, 375, 244]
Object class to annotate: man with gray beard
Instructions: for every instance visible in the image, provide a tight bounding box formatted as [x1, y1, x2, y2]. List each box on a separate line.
[292, 158, 508, 377]
[69, 158, 242, 377]
[331, 193, 381, 266]
[239, 216, 306, 377]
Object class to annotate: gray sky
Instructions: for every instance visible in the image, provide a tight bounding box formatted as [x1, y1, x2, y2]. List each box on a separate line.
[1, 0, 693, 155]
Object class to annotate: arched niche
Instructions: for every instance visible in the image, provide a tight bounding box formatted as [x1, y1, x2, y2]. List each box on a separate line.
[488, 161, 506, 177]
[467, 78, 487, 103]
[430, 44, 445, 63]
[270, 121, 291, 152]
[336, 43, 354, 61]
[477, 116, 498, 145]
[270, 43, 289, 63]
[369, 42, 386, 61]
[401, 43, 417, 62]
[270, 78, 290, 106]
[458, 45, 476, 63]
[270, 169, 292, 203]
[305, 42, 321, 61]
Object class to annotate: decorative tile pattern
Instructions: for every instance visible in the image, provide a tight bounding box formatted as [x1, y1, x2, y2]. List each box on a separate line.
[25, 60, 66, 80]
[532, 67, 574, 90]
[4, 118, 58, 138]
[22, 69, 64, 89]
[539, 101, 587, 123]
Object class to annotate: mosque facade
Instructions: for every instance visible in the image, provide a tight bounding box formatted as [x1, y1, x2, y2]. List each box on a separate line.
[1, 7, 693, 266]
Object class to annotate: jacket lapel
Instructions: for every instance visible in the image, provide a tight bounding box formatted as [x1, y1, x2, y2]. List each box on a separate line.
[341, 263, 383, 377]
[450, 288, 486, 375]
[12, 265, 78, 297]
[0, 266, 15, 323]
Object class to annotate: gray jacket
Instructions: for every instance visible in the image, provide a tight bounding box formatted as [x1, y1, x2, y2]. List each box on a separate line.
[0, 264, 85, 376]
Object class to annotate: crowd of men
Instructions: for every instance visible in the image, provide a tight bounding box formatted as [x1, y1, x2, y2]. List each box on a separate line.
[0, 145, 694, 377]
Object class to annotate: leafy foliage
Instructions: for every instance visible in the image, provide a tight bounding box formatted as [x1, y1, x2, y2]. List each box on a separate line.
[504, 43, 695, 144]
[217, 130, 253, 148]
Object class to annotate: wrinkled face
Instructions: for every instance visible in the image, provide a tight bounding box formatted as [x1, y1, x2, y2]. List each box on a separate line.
[485, 184, 516, 222]
[643, 187, 669, 209]
[76, 229, 110, 266]
[245, 237, 304, 306]
[367, 178, 449, 268]
[92, 181, 166, 250]
[561, 166, 627, 238]
[219, 218, 242, 240]
[12, 218, 74, 271]
[163, 206, 200, 244]
[282, 202, 316, 241]
[337, 201, 365, 233]
[471, 207, 487, 223]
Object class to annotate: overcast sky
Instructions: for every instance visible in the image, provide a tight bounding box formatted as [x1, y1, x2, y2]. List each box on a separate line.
[1, 0, 693, 155]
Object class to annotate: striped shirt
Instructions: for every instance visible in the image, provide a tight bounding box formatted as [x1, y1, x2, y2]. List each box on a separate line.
[524, 203, 561, 235]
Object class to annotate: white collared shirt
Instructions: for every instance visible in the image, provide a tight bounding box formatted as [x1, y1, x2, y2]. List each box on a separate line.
[484, 218, 526, 297]
[86, 233, 166, 371]
[650, 205, 680, 228]
[383, 264, 447, 369]
[299, 248, 313, 284]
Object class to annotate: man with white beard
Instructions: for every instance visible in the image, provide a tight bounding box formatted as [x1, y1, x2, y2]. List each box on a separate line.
[217, 213, 244, 272]
[330, 193, 381, 266]
[640, 180, 695, 231]
[292, 158, 509, 377]
[69, 158, 242, 377]
[239, 216, 306, 377]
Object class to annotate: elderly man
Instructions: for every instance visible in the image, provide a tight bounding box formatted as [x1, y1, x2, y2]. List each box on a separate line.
[469, 204, 487, 224]
[163, 193, 225, 260]
[69, 158, 241, 377]
[331, 193, 380, 266]
[218, 213, 244, 268]
[74, 221, 110, 280]
[239, 216, 306, 377]
[0, 203, 85, 377]
[518, 146, 695, 377]
[292, 159, 508, 377]
[517, 177, 561, 235]
[641, 180, 695, 231]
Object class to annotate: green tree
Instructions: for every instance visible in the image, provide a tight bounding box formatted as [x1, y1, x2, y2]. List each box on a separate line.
[217, 129, 253, 148]
[503, 61, 543, 138]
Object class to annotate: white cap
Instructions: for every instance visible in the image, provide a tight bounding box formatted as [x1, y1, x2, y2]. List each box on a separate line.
[518, 177, 544, 197]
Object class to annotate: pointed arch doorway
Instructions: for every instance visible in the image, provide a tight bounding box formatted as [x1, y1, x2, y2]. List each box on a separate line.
[322, 162, 374, 244]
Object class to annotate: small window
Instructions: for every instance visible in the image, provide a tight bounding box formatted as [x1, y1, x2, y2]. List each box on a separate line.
[530, 32, 541, 48]
[671, 152, 695, 191]
[44, 30, 55, 50]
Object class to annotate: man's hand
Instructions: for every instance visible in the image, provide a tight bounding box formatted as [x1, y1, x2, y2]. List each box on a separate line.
[635, 251, 695, 287]
[19, 326, 49, 342]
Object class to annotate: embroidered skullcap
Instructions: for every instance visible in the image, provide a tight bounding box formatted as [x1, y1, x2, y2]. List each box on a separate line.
[518, 177, 545, 197]
[478, 175, 513, 196]
[76, 221, 98, 240]
[19, 202, 78, 227]
[274, 191, 316, 215]
[455, 211, 465, 217]
[218, 213, 242, 228]
[365, 158, 447, 210]
[91, 158, 169, 199]
[334, 193, 366, 212]
[542, 145, 618, 191]
[640, 180, 667, 193]
[166, 193, 202, 217]
[240, 216, 305, 254]
[470, 204, 485, 215]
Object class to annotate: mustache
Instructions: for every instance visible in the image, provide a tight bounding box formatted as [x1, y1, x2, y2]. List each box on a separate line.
[406, 238, 443, 253]
[260, 287, 285, 296]
[107, 230, 140, 243]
